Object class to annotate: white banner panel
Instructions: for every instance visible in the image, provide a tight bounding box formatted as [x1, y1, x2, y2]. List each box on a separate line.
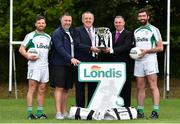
[78, 62, 126, 114]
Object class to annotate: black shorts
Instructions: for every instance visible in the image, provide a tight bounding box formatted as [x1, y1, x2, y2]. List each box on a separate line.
[50, 65, 74, 89]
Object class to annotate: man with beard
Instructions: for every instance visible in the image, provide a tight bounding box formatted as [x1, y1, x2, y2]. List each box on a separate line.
[19, 15, 51, 119]
[134, 9, 163, 119]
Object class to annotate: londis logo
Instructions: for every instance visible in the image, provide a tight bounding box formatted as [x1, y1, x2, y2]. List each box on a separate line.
[84, 65, 122, 78]
[91, 65, 101, 71]
[37, 43, 49, 49]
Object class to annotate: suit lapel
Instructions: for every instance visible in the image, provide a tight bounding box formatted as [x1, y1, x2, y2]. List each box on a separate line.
[69, 29, 74, 39]
[82, 27, 91, 41]
[112, 32, 116, 46]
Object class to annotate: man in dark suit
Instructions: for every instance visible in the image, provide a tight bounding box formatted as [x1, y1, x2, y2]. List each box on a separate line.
[102, 15, 134, 107]
[74, 11, 100, 108]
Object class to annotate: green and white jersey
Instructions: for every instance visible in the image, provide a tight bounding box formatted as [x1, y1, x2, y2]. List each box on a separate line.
[134, 24, 162, 60]
[22, 30, 51, 69]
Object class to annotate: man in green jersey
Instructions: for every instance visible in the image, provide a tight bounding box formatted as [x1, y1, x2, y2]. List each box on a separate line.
[134, 9, 163, 119]
[19, 15, 51, 120]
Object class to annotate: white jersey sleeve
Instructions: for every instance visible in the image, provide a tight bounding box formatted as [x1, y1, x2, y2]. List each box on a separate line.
[151, 26, 162, 42]
[21, 31, 35, 47]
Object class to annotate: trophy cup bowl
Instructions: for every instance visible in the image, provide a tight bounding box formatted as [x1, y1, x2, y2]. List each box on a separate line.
[95, 27, 110, 51]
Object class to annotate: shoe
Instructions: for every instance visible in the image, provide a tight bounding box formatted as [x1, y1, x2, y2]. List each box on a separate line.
[36, 113, 48, 119]
[150, 111, 159, 119]
[137, 110, 144, 119]
[27, 113, 37, 120]
[55, 113, 64, 120]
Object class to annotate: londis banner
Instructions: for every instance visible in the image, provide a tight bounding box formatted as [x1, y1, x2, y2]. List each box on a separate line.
[78, 62, 126, 112]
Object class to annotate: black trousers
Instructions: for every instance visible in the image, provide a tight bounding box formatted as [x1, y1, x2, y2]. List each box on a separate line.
[120, 72, 132, 107]
[74, 67, 97, 108]
[75, 81, 97, 108]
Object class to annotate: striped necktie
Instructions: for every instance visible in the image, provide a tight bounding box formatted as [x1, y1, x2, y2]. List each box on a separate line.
[88, 28, 92, 41]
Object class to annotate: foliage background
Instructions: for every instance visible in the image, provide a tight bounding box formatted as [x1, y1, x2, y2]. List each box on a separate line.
[0, 0, 180, 82]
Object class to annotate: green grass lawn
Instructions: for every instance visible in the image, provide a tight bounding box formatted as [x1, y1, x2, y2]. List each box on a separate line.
[0, 97, 180, 123]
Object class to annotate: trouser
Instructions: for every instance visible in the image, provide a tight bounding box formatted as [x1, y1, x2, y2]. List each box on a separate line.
[74, 68, 97, 108]
[75, 81, 97, 108]
[120, 72, 132, 107]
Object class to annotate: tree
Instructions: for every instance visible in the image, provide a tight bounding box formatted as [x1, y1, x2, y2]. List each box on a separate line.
[0, 0, 176, 44]
[170, 0, 180, 49]
[12, 0, 78, 41]
[0, 0, 9, 44]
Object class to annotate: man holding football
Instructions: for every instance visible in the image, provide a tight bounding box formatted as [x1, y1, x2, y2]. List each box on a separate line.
[19, 15, 51, 119]
[134, 9, 163, 119]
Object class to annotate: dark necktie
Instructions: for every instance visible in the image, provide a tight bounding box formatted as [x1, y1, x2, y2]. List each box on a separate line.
[115, 32, 120, 43]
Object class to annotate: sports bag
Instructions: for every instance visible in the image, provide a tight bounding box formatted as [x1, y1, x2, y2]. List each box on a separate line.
[68, 106, 137, 120]
[103, 107, 137, 120]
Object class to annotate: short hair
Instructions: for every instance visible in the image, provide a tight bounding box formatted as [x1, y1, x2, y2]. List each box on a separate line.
[114, 15, 125, 21]
[82, 11, 94, 20]
[138, 8, 150, 16]
[59, 12, 71, 21]
[36, 14, 46, 22]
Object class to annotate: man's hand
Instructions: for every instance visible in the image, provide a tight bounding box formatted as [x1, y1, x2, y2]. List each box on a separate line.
[102, 48, 110, 53]
[71, 58, 80, 66]
[27, 54, 39, 61]
[90, 46, 100, 53]
[139, 49, 147, 58]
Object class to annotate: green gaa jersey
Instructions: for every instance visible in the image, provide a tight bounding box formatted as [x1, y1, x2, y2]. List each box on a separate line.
[22, 30, 51, 69]
[134, 24, 162, 59]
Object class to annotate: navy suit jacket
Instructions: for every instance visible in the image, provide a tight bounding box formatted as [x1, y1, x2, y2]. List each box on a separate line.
[50, 27, 76, 66]
[74, 26, 97, 62]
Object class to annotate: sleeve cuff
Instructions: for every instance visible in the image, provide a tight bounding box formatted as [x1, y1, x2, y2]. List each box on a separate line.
[110, 48, 114, 54]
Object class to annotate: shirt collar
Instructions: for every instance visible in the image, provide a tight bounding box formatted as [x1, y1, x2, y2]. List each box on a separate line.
[116, 28, 124, 34]
[85, 26, 93, 32]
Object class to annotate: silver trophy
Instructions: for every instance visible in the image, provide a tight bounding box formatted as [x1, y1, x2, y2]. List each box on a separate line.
[95, 27, 112, 51]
